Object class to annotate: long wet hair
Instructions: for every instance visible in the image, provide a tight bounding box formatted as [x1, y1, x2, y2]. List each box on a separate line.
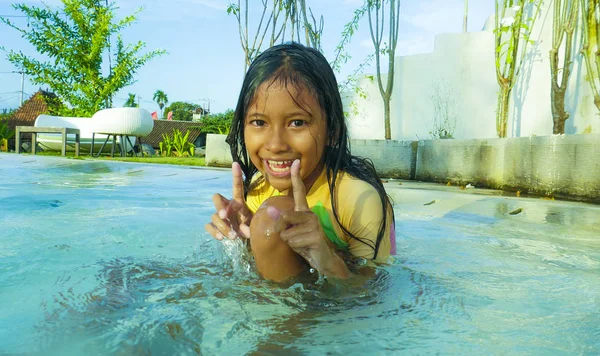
[226, 42, 394, 259]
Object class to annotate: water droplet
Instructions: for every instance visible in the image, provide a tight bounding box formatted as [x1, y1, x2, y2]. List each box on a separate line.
[265, 229, 271, 240]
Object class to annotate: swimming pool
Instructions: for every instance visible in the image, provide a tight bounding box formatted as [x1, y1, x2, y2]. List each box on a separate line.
[1, 153, 599, 354]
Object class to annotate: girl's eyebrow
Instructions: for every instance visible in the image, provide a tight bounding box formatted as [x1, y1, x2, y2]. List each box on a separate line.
[284, 110, 312, 119]
[247, 110, 312, 118]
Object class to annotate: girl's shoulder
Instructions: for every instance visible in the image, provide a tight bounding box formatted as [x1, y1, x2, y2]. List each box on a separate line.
[334, 171, 379, 197]
[306, 169, 376, 202]
[334, 171, 386, 223]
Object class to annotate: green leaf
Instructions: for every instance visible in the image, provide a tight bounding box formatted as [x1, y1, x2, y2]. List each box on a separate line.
[2, 0, 165, 116]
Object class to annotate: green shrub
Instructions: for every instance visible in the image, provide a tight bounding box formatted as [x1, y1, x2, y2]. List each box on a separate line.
[199, 109, 233, 135]
[159, 129, 195, 157]
[172, 129, 195, 157]
[159, 132, 173, 157]
[0, 119, 15, 141]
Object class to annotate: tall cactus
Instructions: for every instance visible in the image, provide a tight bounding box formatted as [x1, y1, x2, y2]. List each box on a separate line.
[494, 0, 542, 138]
[580, 0, 600, 112]
[227, 0, 324, 71]
[550, 0, 579, 134]
[367, 0, 401, 140]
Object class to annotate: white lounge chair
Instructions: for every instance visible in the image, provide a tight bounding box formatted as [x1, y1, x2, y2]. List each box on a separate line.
[35, 108, 153, 156]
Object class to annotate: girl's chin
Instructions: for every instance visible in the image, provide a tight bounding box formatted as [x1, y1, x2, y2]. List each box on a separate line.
[264, 175, 292, 192]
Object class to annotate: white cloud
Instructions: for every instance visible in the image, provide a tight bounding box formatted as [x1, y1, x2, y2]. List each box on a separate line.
[359, 38, 374, 50]
[177, 0, 228, 11]
[343, 0, 364, 5]
[360, 36, 434, 57]
[401, 0, 464, 34]
[400, 0, 494, 34]
[359, 36, 391, 49]
[114, 0, 228, 22]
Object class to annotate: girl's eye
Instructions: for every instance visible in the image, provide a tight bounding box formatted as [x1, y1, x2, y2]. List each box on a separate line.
[290, 120, 306, 127]
[249, 119, 265, 127]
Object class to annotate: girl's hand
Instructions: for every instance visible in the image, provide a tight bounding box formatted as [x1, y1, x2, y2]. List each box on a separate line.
[205, 162, 253, 240]
[272, 160, 350, 278]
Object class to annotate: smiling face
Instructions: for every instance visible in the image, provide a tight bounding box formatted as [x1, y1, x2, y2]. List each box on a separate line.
[244, 80, 327, 193]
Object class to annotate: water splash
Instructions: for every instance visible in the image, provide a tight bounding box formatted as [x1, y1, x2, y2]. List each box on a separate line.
[219, 238, 254, 276]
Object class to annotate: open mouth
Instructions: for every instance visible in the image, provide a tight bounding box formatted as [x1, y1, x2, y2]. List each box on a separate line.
[264, 159, 294, 177]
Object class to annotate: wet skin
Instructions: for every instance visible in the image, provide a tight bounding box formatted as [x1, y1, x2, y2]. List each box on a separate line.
[250, 196, 307, 282]
[205, 78, 350, 279]
[244, 81, 327, 193]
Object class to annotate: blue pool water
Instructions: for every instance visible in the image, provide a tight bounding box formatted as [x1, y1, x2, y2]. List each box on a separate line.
[1, 153, 599, 354]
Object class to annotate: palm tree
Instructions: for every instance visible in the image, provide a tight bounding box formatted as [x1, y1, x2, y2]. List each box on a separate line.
[124, 93, 137, 107]
[153, 90, 169, 119]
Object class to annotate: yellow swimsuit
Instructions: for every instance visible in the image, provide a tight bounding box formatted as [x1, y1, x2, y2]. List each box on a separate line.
[246, 169, 392, 262]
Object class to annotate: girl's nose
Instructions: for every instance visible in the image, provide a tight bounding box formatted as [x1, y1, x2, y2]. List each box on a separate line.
[265, 128, 289, 152]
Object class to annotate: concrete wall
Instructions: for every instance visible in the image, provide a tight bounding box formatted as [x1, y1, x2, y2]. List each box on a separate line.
[503, 134, 600, 199]
[345, 2, 600, 140]
[205, 133, 232, 167]
[410, 134, 600, 203]
[205, 133, 599, 202]
[415, 138, 505, 187]
[350, 139, 417, 179]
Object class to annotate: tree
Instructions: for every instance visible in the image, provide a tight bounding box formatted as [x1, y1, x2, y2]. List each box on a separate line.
[367, 0, 401, 140]
[494, 0, 541, 138]
[0, 0, 166, 117]
[580, 0, 600, 113]
[162, 101, 203, 122]
[153, 90, 169, 119]
[285, 0, 324, 51]
[0, 109, 15, 121]
[123, 93, 138, 107]
[332, 3, 377, 118]
[199, 110, 235, 134]
[550, 0, 579, 134]
[227, 0, 323, 70]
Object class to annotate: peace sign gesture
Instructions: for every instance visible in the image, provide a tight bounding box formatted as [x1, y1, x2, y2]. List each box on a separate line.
[273, 160, 350, 278]
[205, 162, 253, 240]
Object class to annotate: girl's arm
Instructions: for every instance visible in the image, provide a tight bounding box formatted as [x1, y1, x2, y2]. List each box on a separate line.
[337, 177, 393, 262]
[273, 160, 350, 279]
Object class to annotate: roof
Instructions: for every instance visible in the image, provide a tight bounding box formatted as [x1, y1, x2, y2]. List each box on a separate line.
[6, 90, 62, 139]
[141, 120, 205, 148]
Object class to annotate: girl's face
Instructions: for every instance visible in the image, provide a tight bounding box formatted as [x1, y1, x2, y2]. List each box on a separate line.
[244, 80, 327, 193]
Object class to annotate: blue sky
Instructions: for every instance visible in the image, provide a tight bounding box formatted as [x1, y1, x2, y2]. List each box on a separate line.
[0, 0, 494, 115]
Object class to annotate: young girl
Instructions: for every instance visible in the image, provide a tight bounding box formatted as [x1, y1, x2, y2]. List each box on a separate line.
[205, 42, 395, 281]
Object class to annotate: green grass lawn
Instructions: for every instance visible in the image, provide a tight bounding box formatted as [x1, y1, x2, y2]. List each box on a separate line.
[28, 151, 206, 166]
[105, 156, 206, 166]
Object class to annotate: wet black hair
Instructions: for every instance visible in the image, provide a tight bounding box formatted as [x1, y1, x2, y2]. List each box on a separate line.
[226, 42, 394, 259]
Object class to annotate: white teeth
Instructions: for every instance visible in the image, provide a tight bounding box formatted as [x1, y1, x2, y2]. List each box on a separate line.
[266, 160, 292, 173]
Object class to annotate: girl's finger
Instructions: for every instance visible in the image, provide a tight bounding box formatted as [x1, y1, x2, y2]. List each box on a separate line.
[205, 223, 225, 240]
[290, 159, 310, 212]
[239, 223, 251, 239]
[232, 162, 245, 203]
[212, 193, 230, 211]
[211, 212, 237, 239]
[280, 224, 317, 245]
[273, 210, 315, 233]
[287, 237, 312, 249]
[223, 198, 245, 218]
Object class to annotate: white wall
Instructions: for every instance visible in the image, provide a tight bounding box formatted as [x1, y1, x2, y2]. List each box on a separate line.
[345, 1, 600, 140]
